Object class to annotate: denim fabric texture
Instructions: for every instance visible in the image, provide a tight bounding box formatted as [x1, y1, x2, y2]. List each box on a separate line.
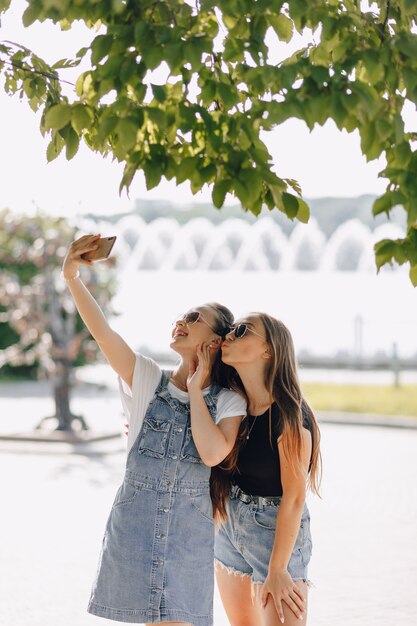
[214, 488, 312, 584]
[88, 370, 221, 625]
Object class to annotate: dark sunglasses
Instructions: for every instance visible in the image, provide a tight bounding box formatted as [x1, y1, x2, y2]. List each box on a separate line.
[175, 310, 219, 334]
[227, 323, 266, 340]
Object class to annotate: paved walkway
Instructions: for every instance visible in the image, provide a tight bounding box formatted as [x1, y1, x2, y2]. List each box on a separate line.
[1, 379, 417, 626]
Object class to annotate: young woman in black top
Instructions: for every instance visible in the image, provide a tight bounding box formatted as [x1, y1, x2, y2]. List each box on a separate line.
[212, 313, 321, 626]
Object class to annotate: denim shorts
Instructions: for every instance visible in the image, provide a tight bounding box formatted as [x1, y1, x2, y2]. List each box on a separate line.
[214, 487, 312, 585]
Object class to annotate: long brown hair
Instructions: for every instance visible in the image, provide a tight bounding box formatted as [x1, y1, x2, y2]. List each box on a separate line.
[211, 313, 322, 524]
[204, 302, 235, 381]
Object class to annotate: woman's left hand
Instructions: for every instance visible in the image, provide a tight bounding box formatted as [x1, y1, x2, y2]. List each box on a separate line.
[257, 568, 306, 622]
[187, 342, 214, 392]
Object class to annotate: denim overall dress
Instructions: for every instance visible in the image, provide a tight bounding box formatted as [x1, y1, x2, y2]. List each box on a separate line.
[88, 370, 221, 626]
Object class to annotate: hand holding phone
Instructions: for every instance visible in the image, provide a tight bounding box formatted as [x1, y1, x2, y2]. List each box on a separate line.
[81, 236, 117, 261]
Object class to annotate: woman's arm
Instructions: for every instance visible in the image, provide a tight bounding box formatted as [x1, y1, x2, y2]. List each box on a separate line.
[187, 343, 244, 466]
[188, 390, 242, 466]
[259, 427, 312, 621]
[62, 234, 136, 388]
[269, 427, 311, 568]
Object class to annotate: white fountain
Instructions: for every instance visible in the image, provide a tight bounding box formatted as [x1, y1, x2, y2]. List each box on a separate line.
[96, 214, 416, 360]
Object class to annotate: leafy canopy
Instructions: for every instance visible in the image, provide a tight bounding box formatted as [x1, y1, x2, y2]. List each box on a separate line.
[0, 0, 417, 282]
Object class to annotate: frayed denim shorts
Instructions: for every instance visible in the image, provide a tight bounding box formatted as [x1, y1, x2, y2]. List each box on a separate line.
[214, 486, 312, 585]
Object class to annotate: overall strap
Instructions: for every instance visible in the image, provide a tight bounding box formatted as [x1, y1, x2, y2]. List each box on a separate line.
[154, 369, 171, 396]
[204, 382, 223, 413]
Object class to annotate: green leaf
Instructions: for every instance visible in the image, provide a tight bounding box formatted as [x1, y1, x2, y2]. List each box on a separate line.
[176, 157, 197, 184]
[234, 179, 249, 206]
[372, 191, 406, 215]
[374, 239, 395, 270]
[147, 107, 167, 129]
[45, 104, 72, 131]
[410, 265, 417, 287]
[200, 80, 216, 105]
[117, 119, 138, 152]
[222, 14, 239, 30]
[71, 105, 92, 133]
[134, 21, 149, 42]
[223, 38, 244, 62]
[65, 126, 79, 160]
[269, 14, 293, 42]
[391, 143, 412, 168]
[212, 179, 231, 208]
[144, 161, 162, 190]
[403, 66, 417, 95]
[269, 185, 284, 210]
[46, 133, 65, 162]
[151, 84, 167, 103]
[375, 118, 392, 142]
[397, 34, 417, 59]
[330, 93, 347, 130]
[184, 41, 203, 69]
[142, 46, 163, 70]
[362, 50, 385, 84]
[296, 198, 310, 223]
[238, 129, 251, 151]
[119, 164, 137, 194]
[98, 115, 118, 142]
[91, 35, 113, 66]
[199, 163, 216, 184]
[282, 192, 299, 218]
[239, 168, 262, 204]
[218, 82, 238, 108]
[22, 1, 41, 27]
[360, 121, 376, 159]
[372, 193, 393, 217]
[164, 43, 183, 73]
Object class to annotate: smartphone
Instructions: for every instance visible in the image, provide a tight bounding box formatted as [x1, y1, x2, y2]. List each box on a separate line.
[82, 236, 117, 261]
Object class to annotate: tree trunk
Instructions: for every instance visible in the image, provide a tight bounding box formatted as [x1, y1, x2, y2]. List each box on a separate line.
[53, 358, 88, 431]
[36, 358, 88, 432]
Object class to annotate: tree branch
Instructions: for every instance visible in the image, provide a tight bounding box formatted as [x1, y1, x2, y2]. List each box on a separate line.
[0, 55, 75, 86]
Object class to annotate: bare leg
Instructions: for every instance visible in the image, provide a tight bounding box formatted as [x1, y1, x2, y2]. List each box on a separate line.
[215, 564, 258, 626]
[254, 580, 309, 626]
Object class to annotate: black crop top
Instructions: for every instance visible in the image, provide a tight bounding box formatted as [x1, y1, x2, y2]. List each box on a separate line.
[233, 402, 314, 497]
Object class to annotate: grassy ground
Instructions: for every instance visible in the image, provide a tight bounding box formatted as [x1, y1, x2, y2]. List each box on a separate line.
[302, 383, 417, 417]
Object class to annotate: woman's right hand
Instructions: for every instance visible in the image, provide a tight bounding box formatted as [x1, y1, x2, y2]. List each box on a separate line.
[62, 234, 101, 279]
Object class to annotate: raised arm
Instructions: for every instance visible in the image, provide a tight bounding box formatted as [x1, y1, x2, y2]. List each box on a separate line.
[62, 234, 136, 388]
[187, 343, 244, 466]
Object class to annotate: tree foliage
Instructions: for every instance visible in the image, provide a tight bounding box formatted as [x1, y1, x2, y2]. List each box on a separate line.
[0, 0, 417, 282]
[0, 208, 117, 428]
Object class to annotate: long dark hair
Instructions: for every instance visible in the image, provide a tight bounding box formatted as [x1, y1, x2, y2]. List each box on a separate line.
[211, 313, 322, 524]
[204, 302, 235, 382]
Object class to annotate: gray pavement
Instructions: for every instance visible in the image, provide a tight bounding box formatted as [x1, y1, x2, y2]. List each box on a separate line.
[1, 378, 417, 626]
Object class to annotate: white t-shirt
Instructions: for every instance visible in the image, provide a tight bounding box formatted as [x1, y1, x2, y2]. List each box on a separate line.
[119, 353, 247, 454]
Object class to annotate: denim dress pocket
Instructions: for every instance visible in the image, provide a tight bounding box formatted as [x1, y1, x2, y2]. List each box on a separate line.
[112, 480, 142, 509]
[180, 425, 203, 464]
[137, 418, 171, 458]
[190, 493, 214, 523]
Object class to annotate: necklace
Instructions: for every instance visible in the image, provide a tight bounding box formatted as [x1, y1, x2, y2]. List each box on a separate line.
[246, 415, 258, 440]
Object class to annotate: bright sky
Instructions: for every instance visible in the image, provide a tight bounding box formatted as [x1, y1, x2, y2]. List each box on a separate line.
[0, 0, 412, 218]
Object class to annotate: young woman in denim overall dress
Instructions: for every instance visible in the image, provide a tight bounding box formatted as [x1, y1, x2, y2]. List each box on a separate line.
[62, 235, 246, 626]
[212, 314, 322, 626]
